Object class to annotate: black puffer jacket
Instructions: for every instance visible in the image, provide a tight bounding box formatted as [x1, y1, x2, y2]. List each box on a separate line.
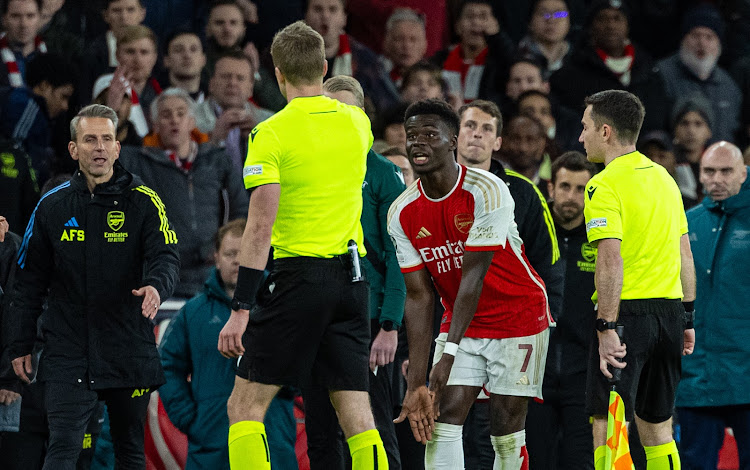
[4, 161, 179, 390]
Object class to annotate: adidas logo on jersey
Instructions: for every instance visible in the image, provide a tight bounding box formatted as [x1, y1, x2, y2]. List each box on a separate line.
[64, 217, 79, 227]
[416, 227, 432, 239]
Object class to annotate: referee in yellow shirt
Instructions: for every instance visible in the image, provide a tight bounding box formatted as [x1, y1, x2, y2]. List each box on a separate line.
[217, 21, 388, 469]
[579, 90, 696, 470]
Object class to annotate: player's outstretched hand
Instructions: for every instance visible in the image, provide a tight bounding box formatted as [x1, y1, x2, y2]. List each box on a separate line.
[394, 385, 435, 444]
[683, 328, 695, 355]
[428, 355, 454, 417]
[132, 285, 160, 320]
[598, 329, 626, 378]
[218, 310, 249, 358]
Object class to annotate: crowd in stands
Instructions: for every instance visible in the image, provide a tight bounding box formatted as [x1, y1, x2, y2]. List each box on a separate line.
[1, 0, 749, 469]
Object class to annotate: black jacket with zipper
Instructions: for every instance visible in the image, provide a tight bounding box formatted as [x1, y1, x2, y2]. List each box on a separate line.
[4, 161, 179, 390]
[489, 160, 563, 320]
[546, 211, 596, 377]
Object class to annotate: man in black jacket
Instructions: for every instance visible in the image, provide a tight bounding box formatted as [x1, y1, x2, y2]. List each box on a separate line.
[526, 151, 597, 470]
[3, 104, 179, 470]
[455, 99, 563, 469]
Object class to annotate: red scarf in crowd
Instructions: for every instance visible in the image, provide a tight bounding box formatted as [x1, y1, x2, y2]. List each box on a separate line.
[596, 43, 635, 86]
[0, 33, 46, 87]
[331, 34, 353, 77]
[129, 78, 163, 137]
[441, 44, 488, 103]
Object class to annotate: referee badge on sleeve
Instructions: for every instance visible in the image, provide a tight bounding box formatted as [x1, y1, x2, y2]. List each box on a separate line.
[586, 218, 607, 232]
[243, 165, 263, 177]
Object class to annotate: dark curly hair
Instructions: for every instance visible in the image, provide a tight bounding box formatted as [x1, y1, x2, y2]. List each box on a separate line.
[404, 98, 460, 136]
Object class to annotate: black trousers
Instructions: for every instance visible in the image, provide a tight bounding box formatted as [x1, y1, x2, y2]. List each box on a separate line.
[303, 319, 401, 470]
[526, 371, 594, 470]
[43, 381, 150, 470]
[0, 383, 104, 470]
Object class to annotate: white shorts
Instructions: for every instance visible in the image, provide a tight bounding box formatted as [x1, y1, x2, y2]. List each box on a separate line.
[432, 329, 549, 399]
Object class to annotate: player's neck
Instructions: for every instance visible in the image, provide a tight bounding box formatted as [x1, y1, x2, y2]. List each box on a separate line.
[604, 144, 637, 166]
[419, 161, 461, 199]
[457, 153, 491, 172]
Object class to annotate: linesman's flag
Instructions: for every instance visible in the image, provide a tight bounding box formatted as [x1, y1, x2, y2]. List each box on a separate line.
[605, 391, 635, 470]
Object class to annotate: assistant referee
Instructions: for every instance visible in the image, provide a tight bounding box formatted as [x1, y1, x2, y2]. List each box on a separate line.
[216, 21, 388, 470]
[579, 90, 696, 470]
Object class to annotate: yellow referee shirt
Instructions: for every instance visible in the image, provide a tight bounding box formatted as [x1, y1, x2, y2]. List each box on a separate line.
[584, 151, 687, 300]
[243, 95, 373, 259]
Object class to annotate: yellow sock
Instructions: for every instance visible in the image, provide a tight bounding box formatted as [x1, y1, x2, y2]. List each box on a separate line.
[228, 421, 271, 470]
[347, 428, 388, 469]
[594, 445, 607, 470]
[644, 440, 681, 470]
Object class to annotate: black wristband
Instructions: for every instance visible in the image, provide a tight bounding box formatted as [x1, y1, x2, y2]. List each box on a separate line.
[683, 306, 695, 330]
[682, 301, 695, 313]
[233, 266, 265, 305]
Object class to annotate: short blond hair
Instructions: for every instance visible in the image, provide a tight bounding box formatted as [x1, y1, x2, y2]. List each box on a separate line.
[117, 24, 158, 51]
[323, 76, 365, 108]
[270, 21, 325, 86]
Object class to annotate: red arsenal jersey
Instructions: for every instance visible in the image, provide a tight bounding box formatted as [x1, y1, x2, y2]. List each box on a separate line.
[388, 165, 551, 339]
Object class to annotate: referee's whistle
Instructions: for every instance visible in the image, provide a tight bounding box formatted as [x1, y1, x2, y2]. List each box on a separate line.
[348, 240, 364, 283]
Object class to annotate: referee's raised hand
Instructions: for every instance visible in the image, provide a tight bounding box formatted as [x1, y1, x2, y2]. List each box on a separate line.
[218, 310, 249, 358]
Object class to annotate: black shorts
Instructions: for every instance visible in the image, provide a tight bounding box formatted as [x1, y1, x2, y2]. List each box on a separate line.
[586, 299, 684, 423]
[237, 256, 370, 391]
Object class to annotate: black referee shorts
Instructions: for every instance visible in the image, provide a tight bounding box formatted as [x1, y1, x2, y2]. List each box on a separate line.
[586, 299, 684, 423]
[237, 256, 371, 391]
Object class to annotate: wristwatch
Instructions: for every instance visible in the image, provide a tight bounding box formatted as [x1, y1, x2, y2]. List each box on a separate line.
[231, 298, 254, 312]
[381, 320, 396, 332]
[595, 318, 618, 332]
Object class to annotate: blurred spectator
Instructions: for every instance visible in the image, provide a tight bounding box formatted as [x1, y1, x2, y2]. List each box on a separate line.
[400, 61, 444, 103]
[499, 113, 551, 188]
[80, 0, 146, 105]
[91, 76, 142, 147]
[38, 0, 83, 64]
[0, 0, 45, 88]
[657, 4, 741, 143]
[672, 95, 714, 203]
[503, 56, 549, 107]
[159, 219, 298, 470]
[677, 142, 750, 470]
[162, 29, 207, 103]
[549, 0, 667, 133]
[380, 8, 427, 89]
[433, 0, 513, 104]
[96, 24, 161, 137]
[399, 61, 462, 111]
[0, 52, 74, 185]
[194, 50, 273, 173]
[527, 150, 596, 470]
[517, 0, 572, 77]
[730, 55, 750, 148]
[119, 88, 248, 298]
[346, 0, 448, 57]
[381, 146, 414, 185]
[374, 102, 408, 153]
[304, 0, 399, 114]
[517, 89, 580, 152]
[639, 130, 698, 209]
[0, 137, 38, 233]
[205, 0, 246, 72]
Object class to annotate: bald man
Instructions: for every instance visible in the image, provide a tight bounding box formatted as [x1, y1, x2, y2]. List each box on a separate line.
[675, 141, 750, 470]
